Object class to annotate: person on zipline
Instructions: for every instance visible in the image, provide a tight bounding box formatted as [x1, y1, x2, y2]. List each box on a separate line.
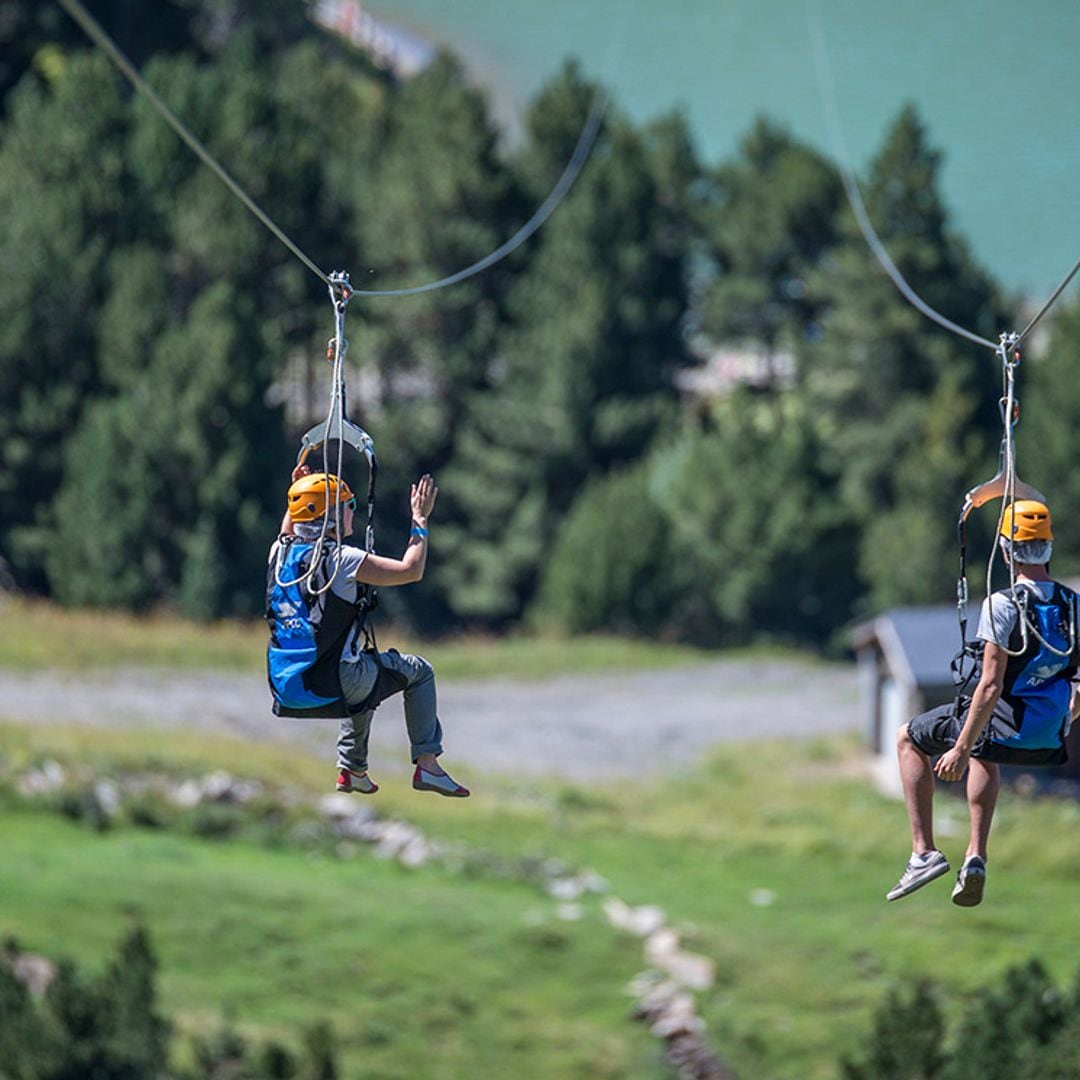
[888, 500, 1079, 907]
[266, 464, 469, 798]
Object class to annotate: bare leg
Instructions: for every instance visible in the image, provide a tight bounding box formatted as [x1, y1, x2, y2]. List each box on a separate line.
[965, 758, 999, 861]
[897, 723, 937, 853]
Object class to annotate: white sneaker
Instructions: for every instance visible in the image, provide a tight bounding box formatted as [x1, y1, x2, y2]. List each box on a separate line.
[886, 850, 950, 901]
[951, 856, 986, 907]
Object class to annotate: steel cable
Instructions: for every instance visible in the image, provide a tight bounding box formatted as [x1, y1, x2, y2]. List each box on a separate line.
[807, 0, 1080, 353]
[56, 0, 611, 301]
[351, 92, 608, 298]
[1015, 257, 1080, 348]
[805, 0, 998, 352]
[55, 0, 334, 287]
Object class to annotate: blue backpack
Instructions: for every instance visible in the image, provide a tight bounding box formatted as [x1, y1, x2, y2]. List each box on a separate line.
[991, 582, 1079, 751]
[265, 536, 363, 718]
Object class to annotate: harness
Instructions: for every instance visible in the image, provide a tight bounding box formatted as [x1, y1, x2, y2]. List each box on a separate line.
[952, 582, 1080, 751]
[267, 274, 387, 720]
[948, 337, 1079, 752]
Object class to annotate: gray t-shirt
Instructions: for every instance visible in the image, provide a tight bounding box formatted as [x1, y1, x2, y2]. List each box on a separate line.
[976, 580, 1054, 648]
[268, 539, 369, 661]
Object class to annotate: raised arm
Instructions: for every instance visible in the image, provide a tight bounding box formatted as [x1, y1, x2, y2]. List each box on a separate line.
[354, 474, 437, 587]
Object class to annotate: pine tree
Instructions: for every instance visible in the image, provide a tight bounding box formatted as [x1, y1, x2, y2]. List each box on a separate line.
[100, 923, 171, 1074]
[533, 459, 676, 635]
[42, 958, 114, 1078]
[805, 104, 1006, 611]
[843, 978, 945, 1080]
[1020, 1011, 1080, 1080]
[943, 960, 1064, 1080]
[696, 117, 843, 374]
[0, 951, 54, 1078]
[439, 63, 695, 623]
[299, 1021, 338, 1080]
[342, 52, 520, 631]
[36, 25, 399, 616]
[0, 52, 131, 590]
[650, 390, 860, 643]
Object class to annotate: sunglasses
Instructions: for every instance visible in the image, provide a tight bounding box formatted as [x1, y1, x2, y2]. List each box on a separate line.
[342, 496, 356, 511]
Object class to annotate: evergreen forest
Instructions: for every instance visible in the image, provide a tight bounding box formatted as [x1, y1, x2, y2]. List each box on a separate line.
[3, 0, 1079, 647]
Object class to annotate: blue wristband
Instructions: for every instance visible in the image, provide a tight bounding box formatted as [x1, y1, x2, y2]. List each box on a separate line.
[410, 525, 429, 539]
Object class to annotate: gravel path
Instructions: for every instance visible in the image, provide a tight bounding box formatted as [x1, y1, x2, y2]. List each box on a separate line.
[0, 658, 860, 780]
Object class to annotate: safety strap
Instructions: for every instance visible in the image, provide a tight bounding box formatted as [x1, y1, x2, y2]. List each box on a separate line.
[282, 273, 378, 603]
[954, 336, 1045, 660]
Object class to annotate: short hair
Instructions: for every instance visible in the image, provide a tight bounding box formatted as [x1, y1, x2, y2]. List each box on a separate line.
[1000, 536, 1053, 565]
[293, 520, 332, 540]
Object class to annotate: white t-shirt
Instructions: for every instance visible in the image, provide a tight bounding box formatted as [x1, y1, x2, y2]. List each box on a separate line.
[976, 580, 1054, 648]
[268, 538, 369, 661]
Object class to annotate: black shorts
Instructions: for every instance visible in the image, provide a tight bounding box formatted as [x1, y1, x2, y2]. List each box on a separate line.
[907, 701, 1068, 767]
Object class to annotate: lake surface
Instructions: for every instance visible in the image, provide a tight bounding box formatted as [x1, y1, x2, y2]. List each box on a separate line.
[368, 0, 1080, 300]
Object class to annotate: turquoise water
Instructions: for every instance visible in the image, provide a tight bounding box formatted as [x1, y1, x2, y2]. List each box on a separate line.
[368, 0, 1080, 298]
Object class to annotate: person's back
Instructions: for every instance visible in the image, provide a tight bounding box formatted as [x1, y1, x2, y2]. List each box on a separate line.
[976, 577, 1078, 755]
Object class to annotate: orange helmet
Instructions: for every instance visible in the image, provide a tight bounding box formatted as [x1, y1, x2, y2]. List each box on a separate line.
[1000, 500, 1052, 543]
[286, 473, 354, 523]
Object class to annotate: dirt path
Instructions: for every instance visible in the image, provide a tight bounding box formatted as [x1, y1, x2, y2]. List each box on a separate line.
[0, 658, 860, 780]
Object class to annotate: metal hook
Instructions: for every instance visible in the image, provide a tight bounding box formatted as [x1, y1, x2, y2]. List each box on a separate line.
[997, 396, 1020, 429]
[328, 269, 352, 311]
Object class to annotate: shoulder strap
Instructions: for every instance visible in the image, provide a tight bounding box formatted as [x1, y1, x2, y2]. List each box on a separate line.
[1057, 583, 1080, 669]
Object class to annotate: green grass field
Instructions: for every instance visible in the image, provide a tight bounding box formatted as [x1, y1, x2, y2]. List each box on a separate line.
[4, 722, 1080, 1079]
[0, 597, 725, 680]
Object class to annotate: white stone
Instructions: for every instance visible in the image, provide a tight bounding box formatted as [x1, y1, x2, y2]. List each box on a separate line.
[662, 952, 716, 992]
[92, 780, 121, 818]
[547, 876, 586, 900]
[171, 780, 203, 808]
[645, 927, 681, 963]
[16, 761, 66, 796]
[581, 870, 609, 894]
[398, 837, 431, 868]
[318, 793, 358, 819]
[650, 1011, 705, 1038]
[603, 897, 666, 936]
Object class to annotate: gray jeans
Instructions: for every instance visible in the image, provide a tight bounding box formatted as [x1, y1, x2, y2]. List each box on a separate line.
[337, 649, 444, 773]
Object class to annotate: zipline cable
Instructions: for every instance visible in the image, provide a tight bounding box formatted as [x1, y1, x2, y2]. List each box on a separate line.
[804, 0, 997, 352]
[54, 0, 333, 287]
[807, 0, 1080, 351]
[1014, 256, 1080, 348]
[350, 93, 607, 298]
[56, 0, 610, 301]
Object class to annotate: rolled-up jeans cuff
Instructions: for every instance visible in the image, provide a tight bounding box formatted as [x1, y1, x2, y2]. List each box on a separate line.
[410, 741, 442, 762]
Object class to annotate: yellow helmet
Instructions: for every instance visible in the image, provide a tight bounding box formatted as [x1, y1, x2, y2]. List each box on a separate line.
[286, 473, 354, 523]
[1000, 500, 1052, 543]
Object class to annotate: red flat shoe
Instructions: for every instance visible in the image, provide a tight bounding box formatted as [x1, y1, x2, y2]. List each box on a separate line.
[412, 765, 469, 798]
[337, 768, 378, 795]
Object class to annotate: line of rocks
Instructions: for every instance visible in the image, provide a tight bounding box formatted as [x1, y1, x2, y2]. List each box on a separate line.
[7, 760, 735, 1078]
